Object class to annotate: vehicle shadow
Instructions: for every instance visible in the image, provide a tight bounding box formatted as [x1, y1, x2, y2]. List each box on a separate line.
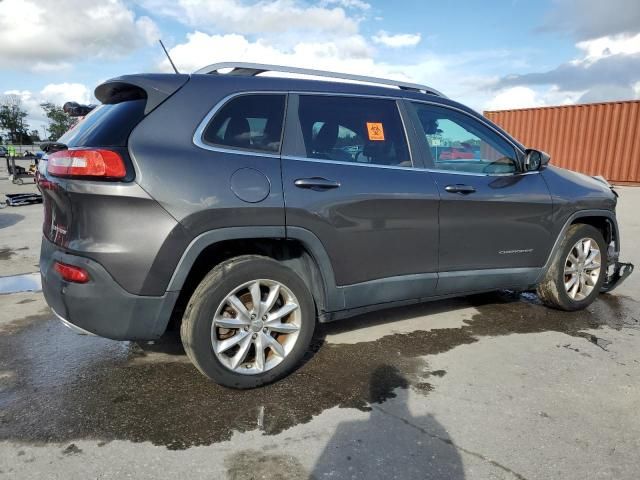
[311, 365, 465, 480]
[0, 213, 25, 229]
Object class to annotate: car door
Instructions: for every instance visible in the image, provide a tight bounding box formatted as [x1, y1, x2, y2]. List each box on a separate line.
[281, 93, 440, 310]
[406, 101, 554, 295]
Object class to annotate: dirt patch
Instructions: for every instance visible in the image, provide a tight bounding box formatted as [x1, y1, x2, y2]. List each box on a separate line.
[0, 248, 14, 261]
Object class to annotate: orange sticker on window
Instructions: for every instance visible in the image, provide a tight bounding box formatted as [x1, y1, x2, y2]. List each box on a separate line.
[366, 122, 385, 141]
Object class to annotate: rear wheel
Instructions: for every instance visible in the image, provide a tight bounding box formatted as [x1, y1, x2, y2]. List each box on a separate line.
[180, 255, 315, 388]
[537, 224, 606, 311]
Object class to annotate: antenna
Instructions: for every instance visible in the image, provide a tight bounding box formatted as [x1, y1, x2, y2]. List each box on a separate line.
[159, 39, 179, 74]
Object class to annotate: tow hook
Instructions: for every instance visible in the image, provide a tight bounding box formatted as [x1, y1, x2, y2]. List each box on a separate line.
[601, 262, 634, 293]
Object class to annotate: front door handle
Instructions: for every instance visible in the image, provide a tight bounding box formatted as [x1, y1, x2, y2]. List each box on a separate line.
[445, 184, 476, 195]
[294, 177, 341, 191]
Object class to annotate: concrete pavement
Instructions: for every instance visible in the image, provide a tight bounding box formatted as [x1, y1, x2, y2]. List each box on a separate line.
[1, 171, 638, 479]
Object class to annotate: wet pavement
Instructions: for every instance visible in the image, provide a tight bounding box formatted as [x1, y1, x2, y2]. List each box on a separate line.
[1, 291, 638, 452]
[0, 272, 41, 294]
[1, 183, 640, 479]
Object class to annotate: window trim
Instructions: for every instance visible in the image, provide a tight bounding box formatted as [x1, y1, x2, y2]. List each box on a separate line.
[286, 92, 415, 169]
[193, 91, 288, 158]
[406, 99, 529, 176]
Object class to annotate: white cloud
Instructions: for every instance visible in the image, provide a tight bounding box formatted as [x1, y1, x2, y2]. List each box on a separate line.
[3, 83, 91, 129]
[141, 0, 357, 36]
[484, 86, 585, 111]
[0, 0, 159, 71]
[372, 31, 421, 48]
[575, 32, 640, 63]
[161, 31, 525, 115]
[40, 84, 92, 107]
[163, 31, 384, 74]
[484, 87, 543, 111]
[321, 0, 371, 10]
[489, 30, 640, 109]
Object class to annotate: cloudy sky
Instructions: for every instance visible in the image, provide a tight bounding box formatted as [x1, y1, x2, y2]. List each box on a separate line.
[1, 0, 639, 133]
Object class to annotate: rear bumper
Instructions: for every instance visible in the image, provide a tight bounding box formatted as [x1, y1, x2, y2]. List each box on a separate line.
[40, 236, 179, 340]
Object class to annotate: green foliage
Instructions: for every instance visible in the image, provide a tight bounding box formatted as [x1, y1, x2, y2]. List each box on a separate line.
[0, 95, 30, 144]
[29, 129, 41, 142]
[41, 102, 77, 141]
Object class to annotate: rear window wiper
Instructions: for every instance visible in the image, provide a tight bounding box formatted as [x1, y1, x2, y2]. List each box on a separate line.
[40, 142, 68, 154]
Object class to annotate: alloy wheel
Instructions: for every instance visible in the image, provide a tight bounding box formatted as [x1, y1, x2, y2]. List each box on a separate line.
[211, 279, 301, 375]
[563, 237, 601, 301]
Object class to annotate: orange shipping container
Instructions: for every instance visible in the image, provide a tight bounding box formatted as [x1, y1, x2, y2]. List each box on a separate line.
[484, 100, 640, 184]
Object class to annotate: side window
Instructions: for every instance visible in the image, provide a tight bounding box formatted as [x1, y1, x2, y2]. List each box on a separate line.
[202, 94, 286, 153]
[297, 95, 411, 167]
[410, 103, 518, 174]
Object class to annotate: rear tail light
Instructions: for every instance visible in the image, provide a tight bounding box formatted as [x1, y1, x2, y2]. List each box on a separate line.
[54, 262, 90, 283]
[47, 149, 126, 179]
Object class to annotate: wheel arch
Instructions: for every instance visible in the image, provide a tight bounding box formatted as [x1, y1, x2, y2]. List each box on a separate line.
[538, 209, 619, 282]
[164, 227, 343, 331]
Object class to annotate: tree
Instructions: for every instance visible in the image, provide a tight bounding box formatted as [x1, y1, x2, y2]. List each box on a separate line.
[41, 102, 77, 141]
[0, 95, 30, 144]
[29, 129, 41, 142]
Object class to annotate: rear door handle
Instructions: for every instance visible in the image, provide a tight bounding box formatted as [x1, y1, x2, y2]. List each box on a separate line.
[294, 177, 341, 190]
[445, 184, 476, 195]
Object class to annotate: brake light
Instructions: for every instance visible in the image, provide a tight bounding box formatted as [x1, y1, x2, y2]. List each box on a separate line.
[47, 149, 126, 179]
[54, 262, 90, 283]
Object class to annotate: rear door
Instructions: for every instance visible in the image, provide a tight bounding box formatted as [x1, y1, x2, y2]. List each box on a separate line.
[407, 101, 554, 294]
[281, 93, 440, 309]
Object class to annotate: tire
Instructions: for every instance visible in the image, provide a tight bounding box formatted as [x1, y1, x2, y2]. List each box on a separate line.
[537, 224, 607, 311]
[180, 255, 315, 389]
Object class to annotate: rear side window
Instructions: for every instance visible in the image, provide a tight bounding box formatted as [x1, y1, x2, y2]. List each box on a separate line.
[297, 95, 411, 167]
[202, 94, 286, 153]
[58, 99, 146, 147]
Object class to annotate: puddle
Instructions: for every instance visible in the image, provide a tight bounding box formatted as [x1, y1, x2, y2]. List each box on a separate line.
[0, 292, 638, 449]
[0, 272, 41, 294]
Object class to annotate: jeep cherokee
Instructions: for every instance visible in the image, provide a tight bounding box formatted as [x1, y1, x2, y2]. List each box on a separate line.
[39, 63, 633, 388]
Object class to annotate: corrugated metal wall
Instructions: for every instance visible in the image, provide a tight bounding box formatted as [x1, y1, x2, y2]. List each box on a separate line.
[484, 100, 640, 184]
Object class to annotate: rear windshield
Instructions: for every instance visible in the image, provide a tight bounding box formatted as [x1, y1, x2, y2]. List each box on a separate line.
[58, 99, 146, 147]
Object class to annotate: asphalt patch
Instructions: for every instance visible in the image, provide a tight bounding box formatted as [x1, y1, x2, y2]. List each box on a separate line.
[0, 292, 637, 449]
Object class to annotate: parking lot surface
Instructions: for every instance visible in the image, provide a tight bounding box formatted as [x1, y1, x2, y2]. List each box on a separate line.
[1, 167, 639, 479]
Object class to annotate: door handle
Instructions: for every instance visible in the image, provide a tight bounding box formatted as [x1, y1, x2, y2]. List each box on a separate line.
[445, 184, 476, 194]
[294, 177, 341, 190]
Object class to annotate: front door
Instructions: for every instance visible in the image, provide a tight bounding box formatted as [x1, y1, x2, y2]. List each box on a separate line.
[407, 101, 554, 294]
[281, 93, 440, 309]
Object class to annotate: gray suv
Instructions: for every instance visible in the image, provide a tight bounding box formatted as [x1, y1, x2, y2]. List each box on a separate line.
[39, 63, 633, 388]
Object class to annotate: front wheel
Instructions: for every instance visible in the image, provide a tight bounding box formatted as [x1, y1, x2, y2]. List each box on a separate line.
[537, 224, 607, 311]
[180, 255, 315, 389]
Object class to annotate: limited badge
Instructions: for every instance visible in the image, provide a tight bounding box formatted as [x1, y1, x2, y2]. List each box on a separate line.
[366, 122, 385, 141]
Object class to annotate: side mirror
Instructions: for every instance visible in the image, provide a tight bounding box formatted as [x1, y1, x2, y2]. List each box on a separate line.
[524, 149, 550, 171]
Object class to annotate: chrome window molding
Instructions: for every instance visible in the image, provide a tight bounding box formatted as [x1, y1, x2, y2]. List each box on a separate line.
[404, 98, 526, 156]
[193, 91, 287, 159]
[193, 90, 535, 179]
[281, 155, 421, 172]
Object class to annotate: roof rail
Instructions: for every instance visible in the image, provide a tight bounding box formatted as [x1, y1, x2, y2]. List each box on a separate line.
[194, 62, 445, 97]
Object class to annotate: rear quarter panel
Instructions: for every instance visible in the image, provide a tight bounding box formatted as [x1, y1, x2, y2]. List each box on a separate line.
[127, 75, 286, 233]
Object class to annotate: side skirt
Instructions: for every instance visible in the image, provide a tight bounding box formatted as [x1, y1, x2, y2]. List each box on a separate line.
[320, 267, 541, 323]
